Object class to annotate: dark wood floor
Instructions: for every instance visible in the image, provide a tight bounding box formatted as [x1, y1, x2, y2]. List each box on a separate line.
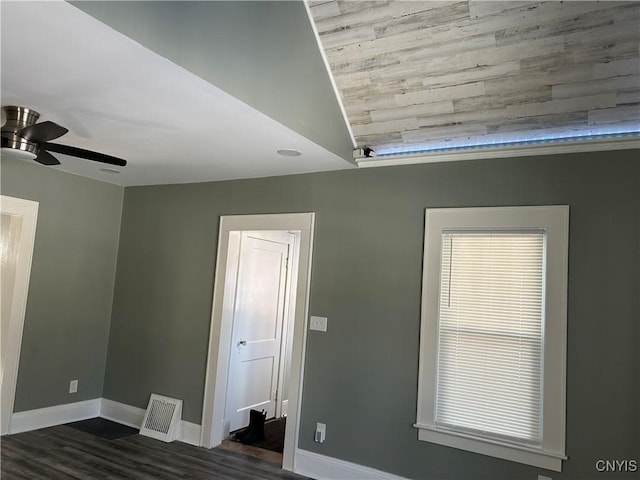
[218, 439, 284, 464]
[0, 424, 309, 479]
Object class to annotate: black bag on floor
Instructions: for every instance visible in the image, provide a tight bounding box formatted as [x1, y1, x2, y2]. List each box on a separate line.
[232, 409, 266, 444]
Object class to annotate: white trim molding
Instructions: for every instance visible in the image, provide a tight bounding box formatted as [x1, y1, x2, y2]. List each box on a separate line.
[10, 399, 101, 434]
[415, 206, 569, 472]
[356, 135, 640, 169]
[9, 398, 201, 446]
[303, 2, 357, 150]
[295, 449, 409, 480]
[0, 195, 39, 436]
[100, 398, 201, 446]
[200, 212, 316, 474]
[178, 420, 202, 447]
[100, 397, 145, 429]
[414, 423, 566, 472]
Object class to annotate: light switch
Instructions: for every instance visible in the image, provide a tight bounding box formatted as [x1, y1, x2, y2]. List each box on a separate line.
[310, 316, 327, 332]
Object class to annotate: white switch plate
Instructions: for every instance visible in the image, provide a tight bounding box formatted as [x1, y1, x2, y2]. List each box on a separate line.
[310, 316, 327, 332]
[69, 379, 78, 394]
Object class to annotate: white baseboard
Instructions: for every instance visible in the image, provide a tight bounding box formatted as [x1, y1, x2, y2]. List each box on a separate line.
[178, 419, 201, 446]
[99, 398, 145, 429]
[10, 398, 101, 434]
[9, 397, 201, 446]
[295, 449, 408, 480]
[100, 398, 201, 446]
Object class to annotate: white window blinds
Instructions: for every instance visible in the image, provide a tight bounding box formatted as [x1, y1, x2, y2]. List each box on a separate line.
[436, 231, 544, 445]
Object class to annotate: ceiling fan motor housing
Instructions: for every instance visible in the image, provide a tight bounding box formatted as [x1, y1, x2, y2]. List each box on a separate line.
[1, 105, 126, 167]
[1, 106, 41, 156]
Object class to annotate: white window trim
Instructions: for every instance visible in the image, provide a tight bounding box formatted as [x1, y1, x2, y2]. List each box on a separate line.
[415, 206, 569, 472]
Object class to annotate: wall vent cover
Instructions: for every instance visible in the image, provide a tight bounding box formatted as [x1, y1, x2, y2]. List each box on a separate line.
[139, 394, 182, 442]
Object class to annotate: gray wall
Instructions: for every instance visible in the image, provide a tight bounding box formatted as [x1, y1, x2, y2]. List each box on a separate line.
[1, 157, 123, 411]
[71, 1, 355, 163]
[105, 150, 638, 480]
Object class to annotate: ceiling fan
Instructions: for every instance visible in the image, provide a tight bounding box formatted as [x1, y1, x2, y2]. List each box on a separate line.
[1, 106, 127, 167]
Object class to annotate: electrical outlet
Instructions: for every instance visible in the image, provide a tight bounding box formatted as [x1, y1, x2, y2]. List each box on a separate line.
[538, 475, 552, 480]
[69, 379, 78, 394]
[310, 316, 327, 332]
[314, 422, 326, 443]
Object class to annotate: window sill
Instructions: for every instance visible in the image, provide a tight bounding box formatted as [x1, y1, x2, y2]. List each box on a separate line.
[413, 423, 566, 472]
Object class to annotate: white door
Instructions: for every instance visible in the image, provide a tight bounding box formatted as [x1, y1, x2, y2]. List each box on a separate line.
[1, 196, 38, 435]
[225, 231, 293, 432]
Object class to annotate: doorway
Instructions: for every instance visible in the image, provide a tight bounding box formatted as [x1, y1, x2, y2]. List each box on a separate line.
[200, 213, 315, 473]
[1, 195, 39, 435]
[224, 230, 297, 433]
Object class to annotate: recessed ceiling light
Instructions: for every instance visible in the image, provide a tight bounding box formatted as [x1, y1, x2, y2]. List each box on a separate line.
[100, 168, 121, 174]
[276, 148, 302, 157]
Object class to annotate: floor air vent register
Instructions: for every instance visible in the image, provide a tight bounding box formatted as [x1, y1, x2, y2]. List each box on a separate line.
[139, 394, 183, 442]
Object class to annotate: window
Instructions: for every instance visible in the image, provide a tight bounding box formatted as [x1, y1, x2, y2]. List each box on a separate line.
[415, 206, 569, 471]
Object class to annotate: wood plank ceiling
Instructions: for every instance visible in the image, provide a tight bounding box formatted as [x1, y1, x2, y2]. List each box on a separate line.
[309, 1, 640, 155]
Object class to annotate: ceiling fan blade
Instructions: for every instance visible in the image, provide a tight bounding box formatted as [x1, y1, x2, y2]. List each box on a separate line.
[42, 142, 127, 167]
[34, 150, 61, 166]
[19, 121, 69, 143]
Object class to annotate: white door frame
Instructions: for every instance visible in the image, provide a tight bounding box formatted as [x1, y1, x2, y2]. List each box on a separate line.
[1, 195, 39, 435]
[200, 213, 314, 473]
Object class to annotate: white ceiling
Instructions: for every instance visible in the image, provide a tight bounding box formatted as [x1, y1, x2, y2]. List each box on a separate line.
[1, 1, 354, 186]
